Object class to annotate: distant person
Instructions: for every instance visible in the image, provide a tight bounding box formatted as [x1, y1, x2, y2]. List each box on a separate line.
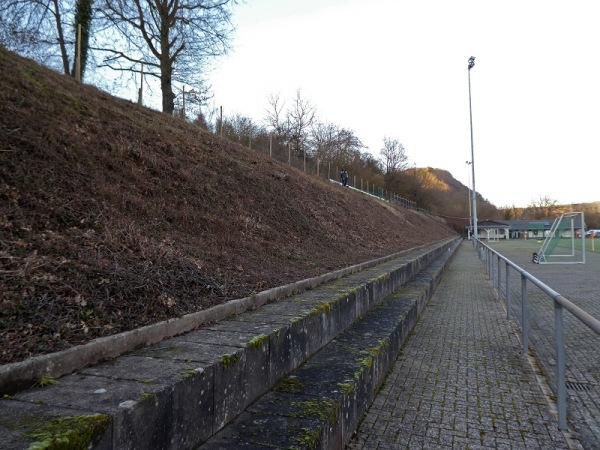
[340, 169, 348, 187]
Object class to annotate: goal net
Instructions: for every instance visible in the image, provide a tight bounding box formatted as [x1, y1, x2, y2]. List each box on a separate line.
[537, 212, 585, 264]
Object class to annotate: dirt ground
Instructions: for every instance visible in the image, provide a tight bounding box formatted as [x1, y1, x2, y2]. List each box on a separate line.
[0, 47, 456, 364]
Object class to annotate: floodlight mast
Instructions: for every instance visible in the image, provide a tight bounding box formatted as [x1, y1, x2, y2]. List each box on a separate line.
[467, 56, 477, 241]
[466, 161, 472, 238]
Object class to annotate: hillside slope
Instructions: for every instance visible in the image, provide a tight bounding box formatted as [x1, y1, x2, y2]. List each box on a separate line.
[0, 47, 456, 364]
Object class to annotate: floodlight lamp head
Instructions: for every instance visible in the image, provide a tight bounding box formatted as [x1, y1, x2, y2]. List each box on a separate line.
[468, 56, 475, 70]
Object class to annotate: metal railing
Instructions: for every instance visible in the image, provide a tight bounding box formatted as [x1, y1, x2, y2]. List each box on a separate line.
[474, 239, 600, 431]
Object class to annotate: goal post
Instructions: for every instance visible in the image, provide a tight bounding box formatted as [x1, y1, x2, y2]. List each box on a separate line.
[537, 212, 585, 264]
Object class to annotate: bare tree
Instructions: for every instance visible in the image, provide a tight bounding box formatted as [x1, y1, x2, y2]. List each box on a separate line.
[287, 90, 316, 157]
[1, 0, 72, 74]
[265, 93, 289, 142]
[528, 195, 560, 219]
[222, 113, 251, 142]
[96, 0, 234, 115]
[310, 123, 364, 167]
[380, 137, 408, 174]
[310, 122, 338, 162]
[336, 128, 364, 161]
[265, 90, 316, 157]
[1, 0, 95, 79]
[499, 204, 521, 220]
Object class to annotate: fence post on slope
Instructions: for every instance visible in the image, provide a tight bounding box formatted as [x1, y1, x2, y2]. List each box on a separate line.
[288, 143, 291, 165]
[137, 63, 144, 106]
[75, 23, 82, 82]
[181, 85, 186, 119]
[220, 106, 223, 137]
[303, 145, 306, 172]
[269, 134, 272, 158]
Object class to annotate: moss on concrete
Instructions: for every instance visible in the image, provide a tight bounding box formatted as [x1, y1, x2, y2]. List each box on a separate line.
[294, 425, 321, 449]
[24, 413, 110, 450]
[337, 382, 354, 395]
[140, 391, 155, 400]
[290, 398, 338, 424]
[181, 369, 197, 379]
[309, 301, 331, 315]
[220, 353, 239, 369]
[248, 334, 269, 348]
[273, 376, 304, 393]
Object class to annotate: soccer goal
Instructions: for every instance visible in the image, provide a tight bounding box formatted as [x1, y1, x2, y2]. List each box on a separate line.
[537, 211, 585, 264]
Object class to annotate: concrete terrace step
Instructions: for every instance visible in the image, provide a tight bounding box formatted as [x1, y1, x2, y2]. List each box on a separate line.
[201, 240, 460, 449]
[0, 237, 460, 449]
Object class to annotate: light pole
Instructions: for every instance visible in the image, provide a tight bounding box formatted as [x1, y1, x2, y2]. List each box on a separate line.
[468, 56, 478, 241]
[466, 161, 472, 238]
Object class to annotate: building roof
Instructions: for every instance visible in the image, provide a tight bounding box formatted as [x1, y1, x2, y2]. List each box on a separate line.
[465, 216, 586, 231]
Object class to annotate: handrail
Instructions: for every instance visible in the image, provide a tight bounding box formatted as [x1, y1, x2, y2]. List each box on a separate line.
[472, 238, 600, 432]
[554, 294, 600, 334]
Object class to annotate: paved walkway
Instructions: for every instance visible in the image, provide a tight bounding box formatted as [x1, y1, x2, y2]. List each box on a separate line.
[347, 242, 582, 449]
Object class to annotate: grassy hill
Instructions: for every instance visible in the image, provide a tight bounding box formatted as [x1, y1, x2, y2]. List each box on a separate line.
[0, 47, 456, 364]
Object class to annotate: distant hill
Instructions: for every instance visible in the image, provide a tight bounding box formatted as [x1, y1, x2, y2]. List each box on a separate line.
[401, 167, 498, 226]
[410, 168, 600, 226]
[0, 47, 456, 364]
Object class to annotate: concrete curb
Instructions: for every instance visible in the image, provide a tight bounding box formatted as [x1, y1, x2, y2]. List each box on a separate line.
[0, 240, 451, 395]
[202, 239, 460, 449]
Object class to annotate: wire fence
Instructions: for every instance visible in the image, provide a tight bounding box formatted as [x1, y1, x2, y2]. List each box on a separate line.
[217, 131, 418, 211]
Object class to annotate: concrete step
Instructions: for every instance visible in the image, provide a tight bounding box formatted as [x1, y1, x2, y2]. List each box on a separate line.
[200, 240, 460, 449]
[0, 237, 460, 449]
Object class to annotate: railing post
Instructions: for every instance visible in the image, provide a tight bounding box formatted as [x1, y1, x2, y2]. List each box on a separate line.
[505, 263, 510, 319]
[554, 302, 567, 430]
[521, 274, 528, 354]
[497, 255, 501, 294]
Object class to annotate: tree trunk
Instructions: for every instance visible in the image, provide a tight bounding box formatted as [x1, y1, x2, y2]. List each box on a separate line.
[159, 7, 175, 115]
[159, 57, 175, 114]
[51, 0, 70, 75]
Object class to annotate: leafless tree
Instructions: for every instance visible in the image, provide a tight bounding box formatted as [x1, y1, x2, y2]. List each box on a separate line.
[287, 90, 316, 157]
[528, 195, 560, 219]
[310, 123, 364, 164]
[265, 93, 290, 142]
[1, 0, 72, 74]
[95, 0, 234, 115]
[222, 113, 251, 142]
[310, 122, 338, 161]
[336, 128, 364, 161]
[1, 0, 94, 79]
[380, 137, 409, 174]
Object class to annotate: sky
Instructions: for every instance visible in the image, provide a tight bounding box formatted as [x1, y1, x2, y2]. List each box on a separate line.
[205, 0, 600, 208]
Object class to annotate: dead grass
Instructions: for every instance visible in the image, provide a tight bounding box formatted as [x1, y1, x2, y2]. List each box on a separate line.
[0, 47, 456, 364]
